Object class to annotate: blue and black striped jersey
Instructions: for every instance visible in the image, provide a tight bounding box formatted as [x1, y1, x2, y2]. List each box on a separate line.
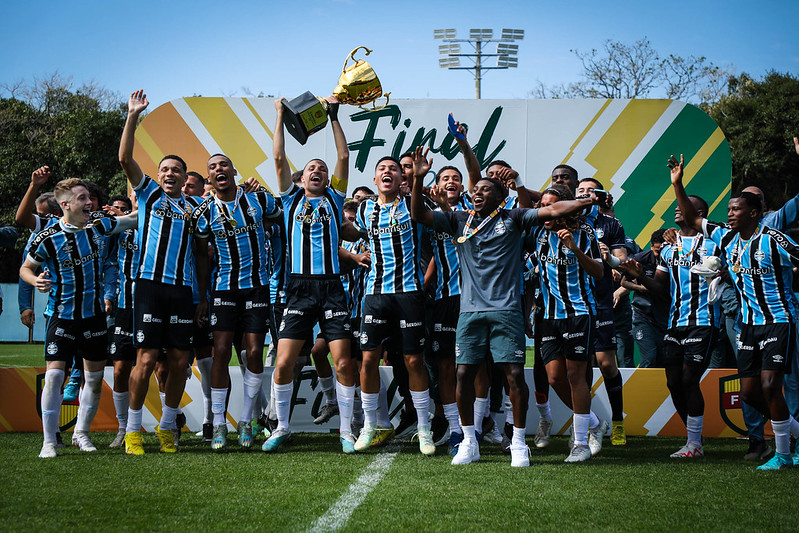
[428, 198, 473, 300]
[530, 223, 600, 319]
[27, 217, 117, 320]
[194, 190, 279, 291]
[355, 195, 424, 295]
[265, 218, 288, 305]
[281, 184, 345, 276]
[341, 238, 369, 318]
[657, 233, 721, 328]
[110, 228, 139, 310]
[135, 175, 203, 287]
[703, 220, 799, 325]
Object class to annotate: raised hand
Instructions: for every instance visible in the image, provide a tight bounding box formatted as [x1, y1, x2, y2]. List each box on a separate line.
[128, 89, 149, 115]
[557, 228, 577, 251]
[274, 97, 286, 113]
[31, 166, 51, 187]
[429, 184, 449, 209]
[103, 204, 125, 217]
[495, 167, 520, 190]
[667, 154, 684, 185]
[412, 145, 432, 179]
[616, 259, 643, 279]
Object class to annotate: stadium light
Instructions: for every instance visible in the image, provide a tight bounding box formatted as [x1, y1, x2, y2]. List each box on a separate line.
[434, 27, 524, 99]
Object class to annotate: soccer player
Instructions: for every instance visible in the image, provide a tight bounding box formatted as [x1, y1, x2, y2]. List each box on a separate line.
[118, 89, 209, 455]
[194, 153, 280, 451]
[263, 96, 357, 454]
[670, 154, 799, 470]
[410, 148, 597, 466]
[617, 194, 721, 458]
[20, 178, 128, 458]
[529, 185, 607, 463]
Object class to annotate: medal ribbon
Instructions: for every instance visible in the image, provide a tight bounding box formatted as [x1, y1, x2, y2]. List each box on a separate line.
[676, 233, 701, 259]
[733, 224, 761, 271]
[378, 197, 400, 225]
[303, 195, 329, 223]
[214, 188, 242, 227]
[459, 199, 508, 242]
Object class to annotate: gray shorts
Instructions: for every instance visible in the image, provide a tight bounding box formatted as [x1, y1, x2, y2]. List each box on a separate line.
[455, 310, 526, 365]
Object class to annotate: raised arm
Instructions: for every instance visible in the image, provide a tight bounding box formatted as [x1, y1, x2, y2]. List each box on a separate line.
[669, 154, 703, 232]
[119, 90, 148, 188]
[536, 196, 595, 221]
[327, 96, 349, 195]
[452, 119, 483, 193]
[410, 146, 436, 227]
[273, 98, 293, 194]
[616, 259, 668, 297]
[557, 229, 603, 280]
[16, 166, 51, 229]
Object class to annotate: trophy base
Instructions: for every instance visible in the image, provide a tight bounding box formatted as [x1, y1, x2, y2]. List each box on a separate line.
[282, 91, 328, 145]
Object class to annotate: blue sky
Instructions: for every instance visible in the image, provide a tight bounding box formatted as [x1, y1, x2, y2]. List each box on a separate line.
[1, 0, 797, 108]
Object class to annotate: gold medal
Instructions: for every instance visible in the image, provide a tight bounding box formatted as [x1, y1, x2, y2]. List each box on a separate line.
[229, 219, 238, 228]
[731, 263, 740, 273]
[304, 216, 312, 224]
[456, 235, 468, 244]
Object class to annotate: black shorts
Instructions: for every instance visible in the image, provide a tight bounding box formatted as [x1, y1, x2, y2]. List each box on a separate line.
[663, 326, 716, 369]
[110, 307, 136, 362]
[538, 315, 595, 365]
[428, 295, 459, 360]
[737, 323, 795, 378]
[134, 279, 194, 351]
[594, 308, 617, 352]
[279, 276, 350, 342]
[45, 315, 108, 363]
[360, 292, 426, 353]
[210, 286, 271, 334]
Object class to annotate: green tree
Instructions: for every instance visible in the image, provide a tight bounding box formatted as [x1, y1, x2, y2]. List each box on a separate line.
[707, 72, 799, 209]
[0, 74, 126, 282]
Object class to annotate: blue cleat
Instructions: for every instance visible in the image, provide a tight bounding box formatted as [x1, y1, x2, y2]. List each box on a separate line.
[757, 452, 793, 471]
[341, 433, 356, 454]
[262, 428, 291, 452]
[448, 431, 464, 456]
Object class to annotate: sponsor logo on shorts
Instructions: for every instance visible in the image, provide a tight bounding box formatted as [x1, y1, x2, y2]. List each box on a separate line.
[737, 341, 754, 351]
[246, 301, 252, 309]
[434, 323, 442, 332]
[364, 314, 386, 324]
[54, 327, 75, 340]
[170, 315, 178, 324]
[286, 309, 304, 315]
[210, 314, 217, 326]
[143, 314, 152, 323]
[46, 342, 58, 355]
[136, 330, 145, 343]
[83, 330, 92, 339]
[279, 321, 286, 332]
[597, 320, 613, 328]
[692, 354, 703, 362]
[514, 349, 524, 358]
[114, 326, 122, 334]
[563, 332, 584, 339]
[419, 337, 426, 346]
[214, 298, 222, 306]
[365, 315, 373, 323]
[400, 320, 422, 328]
[344, 323, 351, 331]
[664, 335, 677, 343]
[541, 336, 556, 342]
[635, 330, 644, 341]
[758, 336, 777, 350]
[574, 346, 585, 354]
[325, 309, 333, 319]
[432, 341, 440, 352]
[360, 332, 368, 345]
[110, 343, 117, 355]
[773, 354, 785, 363]
[683, 337, 702, 345]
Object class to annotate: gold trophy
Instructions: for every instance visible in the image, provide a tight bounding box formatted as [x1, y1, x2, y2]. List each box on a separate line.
[282, 46, 391, 145]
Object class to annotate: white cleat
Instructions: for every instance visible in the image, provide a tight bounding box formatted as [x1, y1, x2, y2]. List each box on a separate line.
[510, 444, 531, 467]
[534, 418, 553, 449]
[670, 442, 704, 458]
[588, 419, 609, 456]
[71, 431, 97, 452]
[451, 439, 480, 465]
[565, 443, 592, 463]
[39, 442, 58, 458]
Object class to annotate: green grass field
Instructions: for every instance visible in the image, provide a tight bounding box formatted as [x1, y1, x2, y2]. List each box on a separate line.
[0, 431, 796, 532]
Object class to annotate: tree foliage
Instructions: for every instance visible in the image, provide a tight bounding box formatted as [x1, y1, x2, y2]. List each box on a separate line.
[0, 74, 127, 281]
[533, 37, 731, 105]
[707, 71, 799, 208]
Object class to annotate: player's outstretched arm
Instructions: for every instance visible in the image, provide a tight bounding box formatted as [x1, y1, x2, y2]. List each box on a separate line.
[669, 154, 703, 232]
[536, 196, 594, 222]
[453, 120, 482, 193]
[326, 96, 349, 195]
[273, 98, 293, 194]
[410, 146, 435, 227]
[19, 259, 50, 293]
[119, 90, 148, 188]
[16, 166, 51, 229]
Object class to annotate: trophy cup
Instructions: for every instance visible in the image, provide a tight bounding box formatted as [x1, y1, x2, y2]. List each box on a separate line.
[282, 46, 391, 145]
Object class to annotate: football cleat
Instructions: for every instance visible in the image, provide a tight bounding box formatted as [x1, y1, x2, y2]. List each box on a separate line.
[212, 424, 228, 452]
[756, 452, 793, 471]
[588, 418, 609, 456]
[451, 439, 480, 465]
[109, 429, 126, 448]
[354, 423, 377, 451]
[394, 408, 418, 439]
[314, 403, 339, 425]
[156, 426, 178, 453]
[262, 428, 291, 453]
[670, 442, 704, 458]
[744, 437, 772, 461]
[71, 431, 97, 452]
[341, 433, 356, 454]
[62, 377, 80, 403]
[448, 431, 464, 456]
[237, 421, 253, 449]
[534, 418, 552, 449]
[125, 432, 144, 456]
[510, 444, 531, 467]
[39, 442, 58, 459]
[416, 426, 436, 456]
[370, 425, 395, 447]
[611, 420, 627, 446]
[565, 443, 592, 463]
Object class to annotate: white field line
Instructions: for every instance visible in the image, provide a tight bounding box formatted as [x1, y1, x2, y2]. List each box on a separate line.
[308, 442, 403, 532]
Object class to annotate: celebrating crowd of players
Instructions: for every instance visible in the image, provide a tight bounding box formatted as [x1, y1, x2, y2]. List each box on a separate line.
[15, 89, 799, 470]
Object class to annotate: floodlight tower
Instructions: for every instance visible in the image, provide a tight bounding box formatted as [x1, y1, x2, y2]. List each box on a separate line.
[434, 28, 524, 99]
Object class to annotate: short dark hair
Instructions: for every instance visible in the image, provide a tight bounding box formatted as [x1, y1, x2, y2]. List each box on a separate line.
[578, 177, 604, 191]
[208, 153, 232, 164]
[477, 177, 507, 199]
[109, 195, 132, 211]
[736, 191, 762, 213]
[291, 170, 304, 184]
[486, 160, 511, 170]
[399, 152, 414, 161]
[435, 165, 463, 184]
[159, 154, 187, 172]
[352, 186, 374, 196]
[552, 164, 578, 180]
[83, 180, 108, 207]
[186, 171, 205, 184]
[687, 194, 709, 216]
[36, 192, 61, 216]
[651, 228, 667, 245]
[541, 184, 575, 201]
[343, 200, 359, 212]
[375, 156, 401, 170]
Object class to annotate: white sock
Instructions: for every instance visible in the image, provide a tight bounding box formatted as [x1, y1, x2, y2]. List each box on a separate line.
[686, 415, 703, 446]
[474, 397, 489, 428]
[41, 369, 65, 444]
[197, 357, 213, 424]
[353, 387, 364, 423]
[161, 405, 178, 430]
[377, 378, 391, 427]
[536, 400, 552, 421]
[320, 375, 336, 405]
[410, 389, 430, 429]
[75, 370, 103, 433]
[211, 388, 227, 426]
[573, 413, 590, 446]
[504, 394, 514, 425]
[241, 370, 264, 423]
[512, 425, 526, 447]
[361, 391, 378, 425]
[462, 424, 476, 443]
[772, 419, 791, 455]
[789, 415, 799, 438]
[112, 391, 129, 430]
[336, 381, 355, 436]
[273, 380, 293, 431]
[126, 408, 142, 434]
[444, 402, 461, 435]
[589, 410, 600, 429]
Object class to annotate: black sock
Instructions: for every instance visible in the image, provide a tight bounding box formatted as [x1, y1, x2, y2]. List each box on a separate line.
[605, 372, 624, 421]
